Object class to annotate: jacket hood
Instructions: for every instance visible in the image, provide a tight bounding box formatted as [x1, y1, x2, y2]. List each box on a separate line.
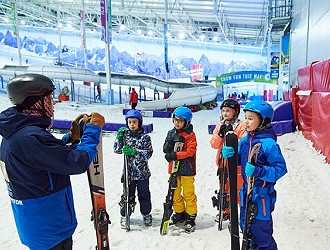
[248, 126, 277, 142]
[0, 107, 51, 139]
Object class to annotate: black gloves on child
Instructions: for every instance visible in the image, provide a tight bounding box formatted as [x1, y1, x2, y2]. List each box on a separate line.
[165, 152, 177, 162]
[218, 124, 233, 138]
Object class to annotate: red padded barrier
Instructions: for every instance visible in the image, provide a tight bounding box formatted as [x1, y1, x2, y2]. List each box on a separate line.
[297, 95, 312, 139]
[298, 64, 314, 90]
[291, 88, 299, 126]
[324, 58, 330, 86]
[310, 92, 330, 162]
[311, 59, 330, 92]
[311, 60, 324, 91]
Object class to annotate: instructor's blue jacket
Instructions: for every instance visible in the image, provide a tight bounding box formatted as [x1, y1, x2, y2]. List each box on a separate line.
[0, 107, 100, 250]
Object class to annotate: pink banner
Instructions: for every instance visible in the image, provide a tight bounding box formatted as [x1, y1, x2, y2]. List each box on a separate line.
[100, 0, 106, 41]
[80, 10, 85, 47]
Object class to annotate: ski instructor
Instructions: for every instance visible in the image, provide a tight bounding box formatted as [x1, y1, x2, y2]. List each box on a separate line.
[0, 73, 105, 250]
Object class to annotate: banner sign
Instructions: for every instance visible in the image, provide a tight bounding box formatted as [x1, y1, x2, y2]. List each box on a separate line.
[164, 23, 169, 73]
[190, 64, 203, 82]
[218, 71, 268, 85]
[100, 0, 106, 42]
[10, 1, 17, 36]
[80, 10, 85, 47]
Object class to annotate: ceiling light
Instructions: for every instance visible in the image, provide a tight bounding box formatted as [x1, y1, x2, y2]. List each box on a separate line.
[147, 30, 153, 36]
[137, 29, 142, 35]
[4, 17, 9, 23]
[120, 25, 125, 31]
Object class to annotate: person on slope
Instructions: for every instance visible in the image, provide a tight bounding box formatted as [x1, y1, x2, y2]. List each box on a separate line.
[222, 100, 287, 250]
[129, 88, 139, 109]
[210, 99, 246, 222]
[0, 73, 105, 250]
[113, 109, 153, 228]
[163, 106, 198, 233]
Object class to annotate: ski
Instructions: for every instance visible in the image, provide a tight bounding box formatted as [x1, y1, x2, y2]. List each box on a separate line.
[160, 141, 184, 236]
[79, 119, 110, 250]
[225, 131, 240, 250]
[241, 143, 261, 250]
[121, 130, 131, 232]
[212, 158, 229, 231]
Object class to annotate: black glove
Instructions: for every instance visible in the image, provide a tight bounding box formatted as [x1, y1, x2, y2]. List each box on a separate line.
[165, 152, 177, 162]
[218, 124, 233, 138]
[163, 131, 184, 153]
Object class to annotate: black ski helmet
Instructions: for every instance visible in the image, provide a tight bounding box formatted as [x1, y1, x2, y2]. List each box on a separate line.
[220, 99, 240, 118]
[7, 73, 55, 105]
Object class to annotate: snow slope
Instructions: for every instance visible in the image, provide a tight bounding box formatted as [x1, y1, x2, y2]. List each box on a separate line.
[0, 96, 330, 249]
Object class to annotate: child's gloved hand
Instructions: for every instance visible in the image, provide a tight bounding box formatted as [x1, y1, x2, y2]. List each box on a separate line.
[245, 162, 256, 177]
[222, 146, 235, 159]
[165, 152, 177, 162]
[122, 145, 137, 156]
[218, 124, 233, 138]
[116, 127, 127, 140]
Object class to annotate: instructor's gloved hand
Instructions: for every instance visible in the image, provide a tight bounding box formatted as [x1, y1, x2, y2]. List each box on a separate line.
[84, 112, 105, 128]
[245, 162, 256, 177]
[222, 146, 235, 159]
[116, 127, 127, 140]
[165, 152, 177, 162]
[122, 145, 137, 156]
[70, 113, 88, 141]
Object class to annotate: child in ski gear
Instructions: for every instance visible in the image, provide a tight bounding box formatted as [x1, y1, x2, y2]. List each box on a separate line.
[222, 100, 287, 250]
[210, 99, 246, 222]
[0, 74, 105, 250]
[163, 106, 197, 233]
[113, 109, 153, 228]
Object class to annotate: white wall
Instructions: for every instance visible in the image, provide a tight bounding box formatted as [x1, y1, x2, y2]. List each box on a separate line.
[290, 0, 330, 85]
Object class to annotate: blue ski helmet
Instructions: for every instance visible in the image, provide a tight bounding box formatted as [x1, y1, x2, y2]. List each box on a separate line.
[125, 109, 143, 128]
[173, 106, 192, 124]
[243, 101, 274, 127]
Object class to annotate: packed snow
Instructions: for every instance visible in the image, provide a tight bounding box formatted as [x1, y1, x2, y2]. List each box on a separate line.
[1, 96, 330, 250]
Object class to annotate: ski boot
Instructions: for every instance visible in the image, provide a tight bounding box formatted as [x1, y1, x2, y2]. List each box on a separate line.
[184, 214, 196, 233]
[143, 214, 152, 227]
[171, 211, 186, 224]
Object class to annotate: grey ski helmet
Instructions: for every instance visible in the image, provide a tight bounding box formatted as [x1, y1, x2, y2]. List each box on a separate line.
[7, 73, 55, 105]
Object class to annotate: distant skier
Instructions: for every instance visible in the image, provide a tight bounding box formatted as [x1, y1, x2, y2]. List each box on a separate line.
[210, 99, 246, 222]
[163, 106, 197, 233]
[222, 100, 287, 250]
[113, 109, 153, 228]
[0, 73, 105, 250]
[129, 88, 138, 109]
